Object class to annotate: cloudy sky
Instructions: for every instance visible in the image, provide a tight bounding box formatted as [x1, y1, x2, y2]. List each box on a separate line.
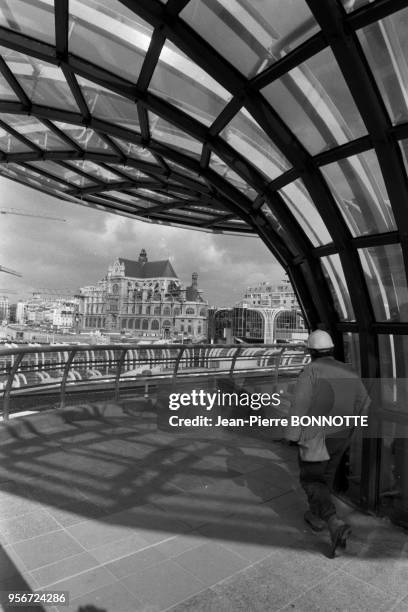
[0, 177, 284, 306]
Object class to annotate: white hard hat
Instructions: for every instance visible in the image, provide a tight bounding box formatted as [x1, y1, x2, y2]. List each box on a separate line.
[307, 330, 334, 350]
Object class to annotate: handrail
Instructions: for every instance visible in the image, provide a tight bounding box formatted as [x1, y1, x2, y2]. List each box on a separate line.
[0, 342, 307, 357]
[229, 346, 243, 377]
[114, 348, 128, 401]
[3, 352, 25, 421]
[60, 349, 77, 409]
[0, 342, 309, 418]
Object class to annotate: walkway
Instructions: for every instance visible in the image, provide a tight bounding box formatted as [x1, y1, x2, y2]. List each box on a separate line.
[0, 397, 407, 612]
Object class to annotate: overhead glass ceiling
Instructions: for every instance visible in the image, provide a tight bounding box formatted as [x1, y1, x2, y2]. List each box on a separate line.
[0, 0, 407, 374]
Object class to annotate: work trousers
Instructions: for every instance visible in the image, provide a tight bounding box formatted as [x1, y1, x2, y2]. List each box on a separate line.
[298, 435, 350, 522]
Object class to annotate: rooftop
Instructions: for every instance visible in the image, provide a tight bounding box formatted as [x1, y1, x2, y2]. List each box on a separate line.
[118, 257, 178, 280]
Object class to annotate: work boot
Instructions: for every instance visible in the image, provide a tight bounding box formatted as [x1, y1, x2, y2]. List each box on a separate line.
[327, 515, 352, 558]
[304, 510, 326, 532]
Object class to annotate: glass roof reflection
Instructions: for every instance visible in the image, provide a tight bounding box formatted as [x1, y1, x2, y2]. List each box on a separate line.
[149, 112, 203, 159]
[1, 114, 68, 150]
[220, 107, 291, 180]
[180, 0, 319, 78]
[1, 46, 80, 112]
[150, 38, 232, 127]
[69, 0, 153, 83]
[0, 0, 55, 45]
[53, 122, 111, 153]
[320, 150, 395, 237]
[262, 47, 367, 155]
[358, 7, 408, 125]
[279, 180, 332, 246]
[77, 76, 140, 132]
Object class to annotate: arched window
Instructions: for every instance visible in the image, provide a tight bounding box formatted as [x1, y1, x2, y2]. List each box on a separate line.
[135, 319, 140, 329]
[199, 308, 207, 317]
[151, 319, 160, 330]
[146, 305, 151, 315]
[142, 319, 149, 330]
[186, 307, 195, 315]
[162, 320, 171, 328]
[154, 306, 161, 315]
[163, 306, 171, 316]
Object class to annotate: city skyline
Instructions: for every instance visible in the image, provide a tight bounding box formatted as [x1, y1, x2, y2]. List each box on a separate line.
[0, 177, 285, 307]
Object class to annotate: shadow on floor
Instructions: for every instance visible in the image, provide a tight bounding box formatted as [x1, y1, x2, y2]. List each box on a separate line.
[0, 396, 406, 611]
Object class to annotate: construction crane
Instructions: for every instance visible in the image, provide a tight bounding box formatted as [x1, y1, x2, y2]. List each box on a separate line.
[0, 265, 22, 277]
[0, 208, 66, 222]
[0, 208, 65, 278]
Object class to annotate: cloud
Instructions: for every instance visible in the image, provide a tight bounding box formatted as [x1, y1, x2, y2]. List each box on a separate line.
[0, 177, 284, 305]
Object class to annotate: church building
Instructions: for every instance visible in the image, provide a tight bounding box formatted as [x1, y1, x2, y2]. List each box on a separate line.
[78, 250, 208, 340]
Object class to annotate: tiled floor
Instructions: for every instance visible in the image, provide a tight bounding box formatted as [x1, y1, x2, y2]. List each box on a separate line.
[0, 397, 407, 612]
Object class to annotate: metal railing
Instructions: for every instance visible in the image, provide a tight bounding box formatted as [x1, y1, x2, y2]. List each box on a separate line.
[0, 343, 309, 420]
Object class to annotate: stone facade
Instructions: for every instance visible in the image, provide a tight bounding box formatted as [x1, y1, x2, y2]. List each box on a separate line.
[78, 250, 208, 340]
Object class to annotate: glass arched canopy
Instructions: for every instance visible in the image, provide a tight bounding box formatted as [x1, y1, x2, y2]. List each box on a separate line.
[0, 0, 407, 376]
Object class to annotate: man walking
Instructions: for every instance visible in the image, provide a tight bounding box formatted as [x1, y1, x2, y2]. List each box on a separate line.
[286, 330, 370, 557]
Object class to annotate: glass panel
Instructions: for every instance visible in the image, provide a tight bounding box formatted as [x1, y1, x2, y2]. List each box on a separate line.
[167, 208, 214, 221]
[1, 114, 68, 150]
[108, 164, 150, 181]
[10, 162, 69, 191]
[320, 150, 395, 237]
[0, 126, 34, 153]
[340, 0, 374, 12]
[150, 38, 232, 126]
[105, 190, 152, 207]
[378, 420, 408, 525]
[358, 244, 408, 322]
[0, 164, 48, 191]
[398, 139, 408, 179]
[30, 160, 95, 187]
[69, 0, 153, 83]
[53, 122, 111, 153]
[1, 47, 79, 112]
[190, 204, 228, 215]
[69, 160, 120, 183]
[111, 137, 157, 164]
[378, 335, 408, 378]
[0, 0, 55, 44]
[0, 72, 19, 101]
[261, 202, 300, 255]
[181, 0, 319, 78]
[134, 188, 174, 203]
[321, 254, 355, 321]
[343, 332, 361, 375]
[77, 76, 140, 132]
[279, 179, 332, 246]
[210, 153, 258, 200]
[262, 47, 367, 155]
[149, 112, 202, 160]
[357, 8, 408, 124]
[376, 332, 408, 528]
[220, 107, 291, 180]
[164, 158, 205, 183]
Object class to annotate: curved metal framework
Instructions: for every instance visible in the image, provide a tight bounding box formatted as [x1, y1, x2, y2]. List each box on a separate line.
[0, 0, 408, 379]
